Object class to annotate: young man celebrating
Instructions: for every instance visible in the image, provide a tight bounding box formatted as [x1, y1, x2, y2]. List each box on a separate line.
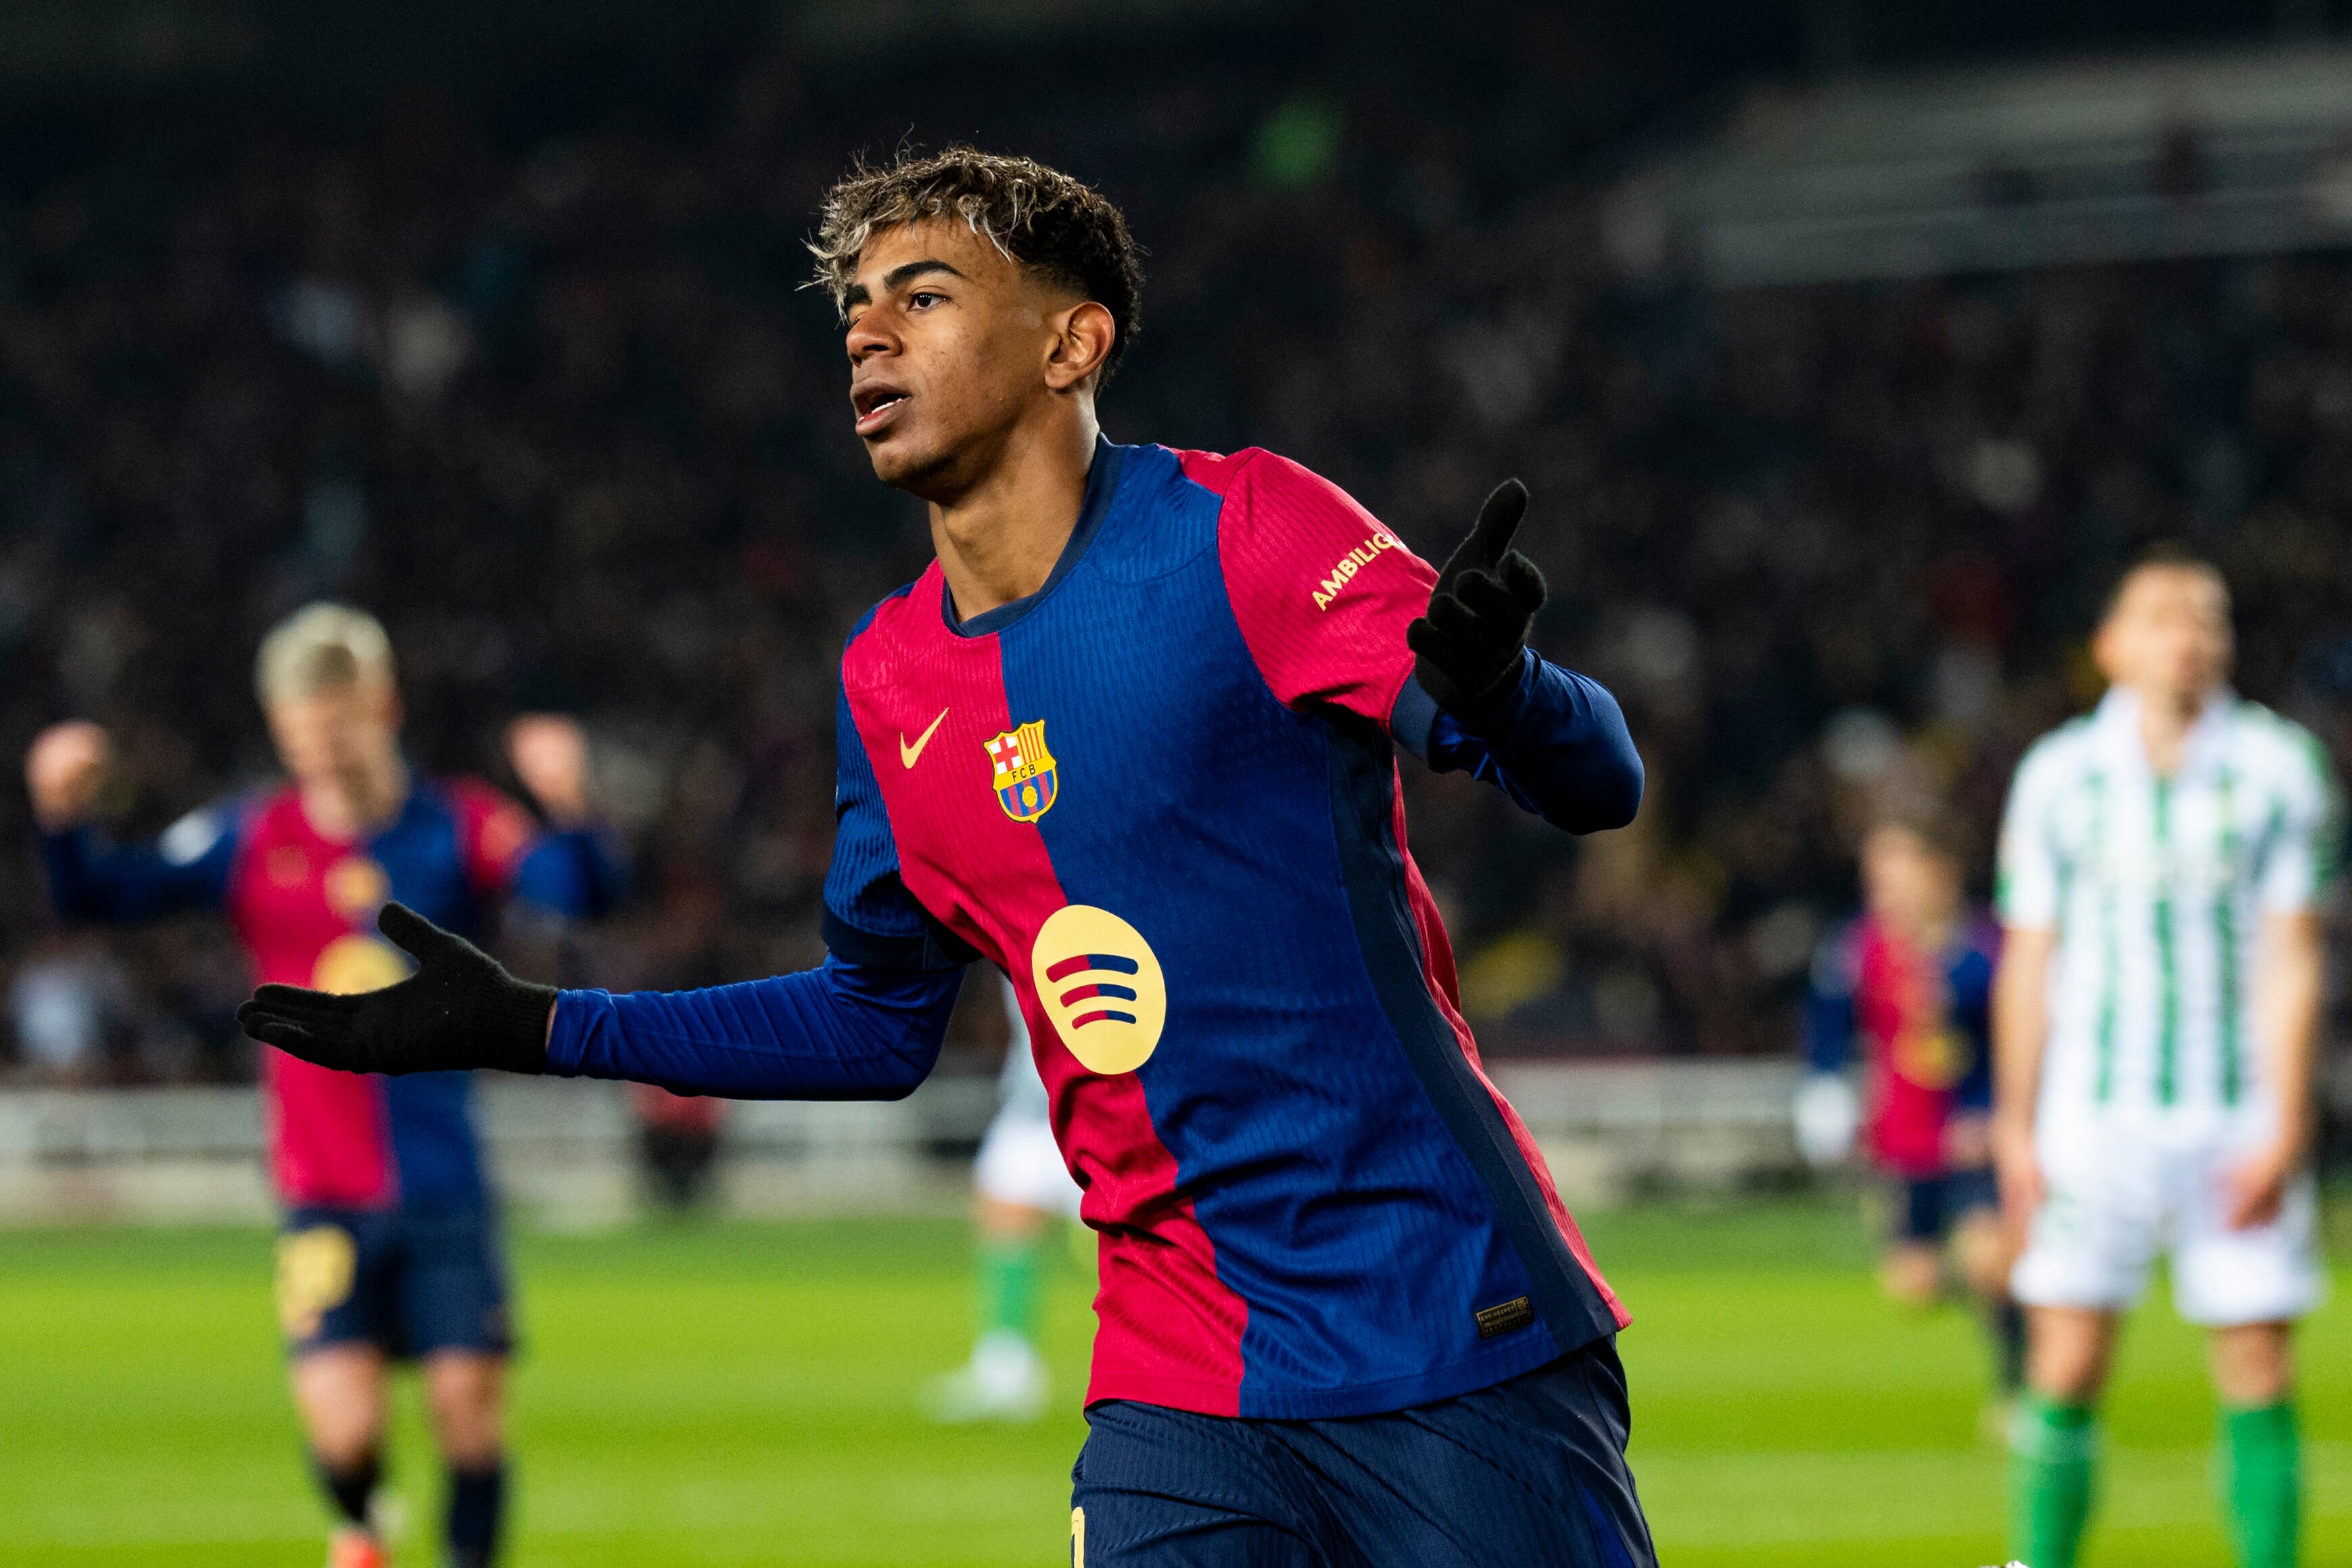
[1993, 551, 2334, 1568]
[240, 150, 1653, 1567]
[29, 604, 619, 1568]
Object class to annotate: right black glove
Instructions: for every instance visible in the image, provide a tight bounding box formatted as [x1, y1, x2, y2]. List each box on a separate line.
[237, 901, 554, 1077]
[1406, 478, 1547, 729]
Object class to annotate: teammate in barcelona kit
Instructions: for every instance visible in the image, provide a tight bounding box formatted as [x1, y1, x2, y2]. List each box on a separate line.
[929, 970, 1087, 1423]
[240, 150, 1656, 1567]
[1802, 817, 2023, 1407]
[27, 604, 619, 1568]
[1993, 550, 2335, 1568]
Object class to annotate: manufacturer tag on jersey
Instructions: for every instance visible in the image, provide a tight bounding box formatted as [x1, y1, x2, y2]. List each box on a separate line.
[1474, 1295, 1536, 1339]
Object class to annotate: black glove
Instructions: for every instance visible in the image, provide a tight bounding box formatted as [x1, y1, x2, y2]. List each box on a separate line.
[1405, 478, 1547, 729]
[237, 902, 553, 1076]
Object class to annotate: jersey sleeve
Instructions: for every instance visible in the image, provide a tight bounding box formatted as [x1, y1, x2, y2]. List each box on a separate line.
[447, 778, 540, 900]
[547, 955, 961, 1100]
[510, 829, 626, 920]
[1194, 448, 1434, 728]
[1996, 740, 2069, 930]
[820, 688, 975, 971]
[41, 801, 243, 923]
[1397, 653, 1644, 834]
[2256, 727, 2341, 914]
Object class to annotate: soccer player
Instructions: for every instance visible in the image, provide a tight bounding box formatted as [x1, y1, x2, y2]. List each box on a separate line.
[27, 604, 619, 1568]
[928, 970, 1085, 1423]
[1802, 817, 2021, 1408]
[1992, 550, 2334, 1568]
[239, 150, 1656, 1567]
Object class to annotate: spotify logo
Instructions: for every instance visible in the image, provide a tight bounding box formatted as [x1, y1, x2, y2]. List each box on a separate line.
[1029, 904, 1167, 1076]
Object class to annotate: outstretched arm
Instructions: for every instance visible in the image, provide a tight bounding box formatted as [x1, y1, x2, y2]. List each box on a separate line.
[551, 957, 960, 1100]
[236, 901, 962, 1101]
[30, 722, 239, 922]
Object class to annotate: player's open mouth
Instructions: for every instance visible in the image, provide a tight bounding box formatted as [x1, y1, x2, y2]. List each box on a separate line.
[852, 384, 909, 435]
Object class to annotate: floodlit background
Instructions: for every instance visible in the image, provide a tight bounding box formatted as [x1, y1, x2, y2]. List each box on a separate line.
[0, 1, 2349, 1563]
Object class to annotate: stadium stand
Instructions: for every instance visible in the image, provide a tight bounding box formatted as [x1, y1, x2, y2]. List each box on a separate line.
[1, 9, 2349, 1100]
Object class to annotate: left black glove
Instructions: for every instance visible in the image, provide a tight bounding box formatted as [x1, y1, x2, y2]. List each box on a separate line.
[1406, 478, 1547, 728]
[237, 901, 553, 1076]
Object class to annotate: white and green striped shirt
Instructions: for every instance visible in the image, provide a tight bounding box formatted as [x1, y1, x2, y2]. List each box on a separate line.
[1997, 688, 2338, 1123]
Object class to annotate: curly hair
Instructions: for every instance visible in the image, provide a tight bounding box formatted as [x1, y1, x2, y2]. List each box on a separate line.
[808, 147, 1144, 379]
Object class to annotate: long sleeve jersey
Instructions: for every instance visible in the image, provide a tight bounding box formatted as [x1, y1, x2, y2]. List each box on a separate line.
[45, 777, 618, 1210]
[550, 438, 1643, 1418]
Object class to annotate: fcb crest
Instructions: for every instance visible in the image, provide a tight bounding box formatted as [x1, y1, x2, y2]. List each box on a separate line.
[985, 720, 1059, 822]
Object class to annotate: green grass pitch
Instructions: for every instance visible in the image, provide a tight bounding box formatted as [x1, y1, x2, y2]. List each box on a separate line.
[0, 1199, 2343, 1565]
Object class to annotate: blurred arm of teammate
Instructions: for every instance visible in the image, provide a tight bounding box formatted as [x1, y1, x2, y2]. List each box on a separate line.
[1393, 481, 1642, 834]
[502, 713, 628, 918]
[1990, 924, 2056, 1243]
[27, 720, 239, 920]
[2225, 911, 2323, 1230]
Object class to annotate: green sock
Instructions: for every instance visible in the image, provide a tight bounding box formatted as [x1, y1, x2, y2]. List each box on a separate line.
[977, 1239, 1042, 1344]
[2220, 1402, 2299, 1568]
[2010, 1394, 2098, 1568]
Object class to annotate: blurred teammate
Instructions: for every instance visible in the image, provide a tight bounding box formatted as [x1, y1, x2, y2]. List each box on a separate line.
[28, 605, 619, 1568]
[1993, 550, 2333, 1568]
[241, 150, 1656, 1566]
[1803, 817, 2021, 1406]
[928, 971, 1083, 1422]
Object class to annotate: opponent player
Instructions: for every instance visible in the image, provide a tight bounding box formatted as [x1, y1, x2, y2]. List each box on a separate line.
[1802, 817, 2021, 1408]
[239, 149, 1655, 1567]
[928, 970, 1085, 1423]
[1993, 550, 2333, 1568]
[28, 604, 618, 1568]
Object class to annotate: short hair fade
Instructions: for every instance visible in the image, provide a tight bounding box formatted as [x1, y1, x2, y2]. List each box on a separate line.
[809, 147, 1144, 378]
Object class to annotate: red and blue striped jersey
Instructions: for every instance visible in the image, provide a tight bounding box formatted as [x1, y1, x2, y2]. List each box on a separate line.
[44, 778, 615, 1209]
[826, 439, 1628, 1419]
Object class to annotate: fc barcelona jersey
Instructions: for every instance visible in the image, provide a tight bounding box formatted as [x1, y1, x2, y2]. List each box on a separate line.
[1806, 913, 2000, 1177]
[824, 438, 1627, 1419]
[43, 776, 613, 1209]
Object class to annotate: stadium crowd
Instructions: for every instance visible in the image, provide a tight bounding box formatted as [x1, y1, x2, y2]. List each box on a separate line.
[5, 41, 2352, 1079]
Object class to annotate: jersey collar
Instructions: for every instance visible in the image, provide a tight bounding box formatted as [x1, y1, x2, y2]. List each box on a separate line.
[941, 435, 1126, 639]
[2094, 684, 2238, 780]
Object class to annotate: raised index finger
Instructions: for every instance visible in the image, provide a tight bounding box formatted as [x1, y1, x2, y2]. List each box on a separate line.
[1463, 479, 1528, 569]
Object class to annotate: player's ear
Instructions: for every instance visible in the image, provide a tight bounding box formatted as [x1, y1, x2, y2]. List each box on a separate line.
[1043, 300, 1115, 394]
[2090, 619, 2124, 686]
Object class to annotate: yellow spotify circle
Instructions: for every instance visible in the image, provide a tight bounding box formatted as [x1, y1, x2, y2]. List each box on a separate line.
[311, 933, 411, 995]
[1030, 904, 1167, 1076]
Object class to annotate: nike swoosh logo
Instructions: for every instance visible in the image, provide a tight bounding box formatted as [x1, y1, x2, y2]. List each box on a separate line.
[899, 708, 949, 768]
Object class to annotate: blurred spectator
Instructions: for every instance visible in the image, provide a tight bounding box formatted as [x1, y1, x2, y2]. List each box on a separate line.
[10, 936, 130, 1082]
[629, 1086, 728, 1210]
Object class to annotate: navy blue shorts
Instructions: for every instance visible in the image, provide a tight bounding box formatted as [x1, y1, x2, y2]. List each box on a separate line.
[275, 1205, 513, 1360]
[1894, 1168, 1999, 1244]
[1069, 1339, 1655, 1567]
